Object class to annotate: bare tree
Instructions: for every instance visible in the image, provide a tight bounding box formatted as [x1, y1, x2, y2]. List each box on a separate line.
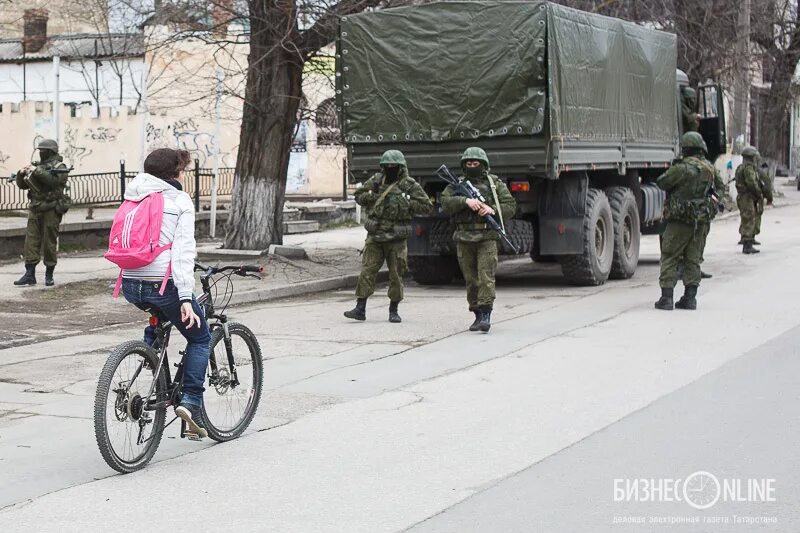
[219, 0, 384, 249]
[752, 0, 800, 162]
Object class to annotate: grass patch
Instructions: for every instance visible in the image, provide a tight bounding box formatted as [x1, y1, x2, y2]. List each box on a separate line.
[60, 242, 91, 253]
[320, 219, 361, 231]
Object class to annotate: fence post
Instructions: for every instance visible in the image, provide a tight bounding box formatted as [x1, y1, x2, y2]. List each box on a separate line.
[194, 159, 200, 212]
[119, 160, 126, 202]
[342, 157, 348, 201]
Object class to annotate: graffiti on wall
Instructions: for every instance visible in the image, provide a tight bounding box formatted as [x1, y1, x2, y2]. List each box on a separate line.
[146, 117, 233, 167]
[60, 125, 93, 163]
[85, 127, 121, 143]
[0, 150, 10, 170]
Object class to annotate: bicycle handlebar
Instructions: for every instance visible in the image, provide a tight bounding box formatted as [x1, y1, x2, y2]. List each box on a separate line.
[194, 263, 264, 276]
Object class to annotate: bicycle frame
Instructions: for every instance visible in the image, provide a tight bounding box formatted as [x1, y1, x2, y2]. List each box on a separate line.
[127, 272, 245, 443]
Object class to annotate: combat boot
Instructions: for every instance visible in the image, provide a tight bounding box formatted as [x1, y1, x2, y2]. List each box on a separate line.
[654, 288, 674, 310]
[675, 285, 698, 310]
[737, 238, 745, 245]
[468, 309, 481, 331]
[742, 240, 760, 254]
[388, 301, 401, 323]
[13, 264, 37, 286]
[753, 239, 761, 245]
[343, 298, 367, 321]
[476, 306, 492, 333]
[45, 265, 55, 287]
[700, 270, 712, 279]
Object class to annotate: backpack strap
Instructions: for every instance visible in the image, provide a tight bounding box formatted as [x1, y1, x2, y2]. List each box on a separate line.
[159, 261, 171, 296]
[112, 270, 123, 298]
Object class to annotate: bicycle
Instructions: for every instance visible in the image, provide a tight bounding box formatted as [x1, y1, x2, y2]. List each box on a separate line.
[94, 263, 265, 473]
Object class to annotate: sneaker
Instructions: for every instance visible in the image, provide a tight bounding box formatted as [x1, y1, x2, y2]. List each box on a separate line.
[175, 403, 208, 439]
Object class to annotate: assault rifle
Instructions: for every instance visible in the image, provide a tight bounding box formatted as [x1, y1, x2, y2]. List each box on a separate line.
[7, 165, 73, 183]
[435, 164, 519, 254]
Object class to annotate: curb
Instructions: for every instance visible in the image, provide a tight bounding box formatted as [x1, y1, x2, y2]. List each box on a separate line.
[227, 270, 388, 307]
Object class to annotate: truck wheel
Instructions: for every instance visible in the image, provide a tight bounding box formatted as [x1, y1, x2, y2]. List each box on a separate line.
[559, 188, 614, 286]
[499, 219, 534, 255]
[607, 186, 640, 279]
[409, 256, 459, 285]
[429, 219, 457, 254]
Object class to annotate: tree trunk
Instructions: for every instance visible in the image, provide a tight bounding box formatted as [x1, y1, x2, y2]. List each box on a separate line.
[224, 0, 303, 250]
[760, 49, 800, 163]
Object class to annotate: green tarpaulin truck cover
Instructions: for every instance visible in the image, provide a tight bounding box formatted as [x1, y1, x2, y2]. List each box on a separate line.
[338, 1, 678, 145]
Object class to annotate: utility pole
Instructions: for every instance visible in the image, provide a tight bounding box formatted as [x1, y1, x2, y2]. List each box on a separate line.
[210, 68, 223, 238]
[139, 63, 149, 171]
[731, 0, 751, 152]
[52, 56, 60, 146]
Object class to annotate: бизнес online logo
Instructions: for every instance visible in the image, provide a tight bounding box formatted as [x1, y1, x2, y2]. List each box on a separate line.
[613, 471, 776, 510]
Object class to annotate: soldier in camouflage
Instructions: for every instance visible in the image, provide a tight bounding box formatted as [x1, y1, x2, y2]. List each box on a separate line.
[680, 86, 699, 133]
[675, 135, 723, 280]
[441, 147, 516, 332]
[13, 139, 71, 287]
[753, 155, 773, 246]
[344, 150, 433, 322]
[654, 132, 716, 311]
[735, 146, 765, 254]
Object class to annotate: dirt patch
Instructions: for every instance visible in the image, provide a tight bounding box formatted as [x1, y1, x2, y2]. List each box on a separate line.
[1, 248, 363, 350]
[1, 279, 140, 349]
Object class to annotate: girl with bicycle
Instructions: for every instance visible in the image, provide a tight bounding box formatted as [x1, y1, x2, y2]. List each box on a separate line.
[120, 148, 210, 439]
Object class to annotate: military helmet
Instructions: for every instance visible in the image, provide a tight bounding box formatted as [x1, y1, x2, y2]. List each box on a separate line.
[379, 149, 406, 166]
[680, 132, 706, 153]
[461, 146, 490, 168]
[37, 138, 59, 152]
[682, 87, 697, 99]
[741, 145, 759, 159]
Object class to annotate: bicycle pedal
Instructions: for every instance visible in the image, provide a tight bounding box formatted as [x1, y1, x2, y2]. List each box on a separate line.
[185, 432, 202, 442]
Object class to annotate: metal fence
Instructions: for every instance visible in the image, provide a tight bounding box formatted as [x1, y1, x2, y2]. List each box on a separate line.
[1, 161, 236, 212]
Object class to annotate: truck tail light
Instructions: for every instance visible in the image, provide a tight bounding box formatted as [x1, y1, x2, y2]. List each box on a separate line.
[415, 225, 425, 236]
[510, 182, 530, 193]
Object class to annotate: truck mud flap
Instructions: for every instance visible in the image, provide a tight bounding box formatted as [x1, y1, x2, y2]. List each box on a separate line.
[537, 172, 588, 255]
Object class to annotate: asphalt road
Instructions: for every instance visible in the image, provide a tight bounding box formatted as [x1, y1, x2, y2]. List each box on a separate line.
[1, 185, 799, 532]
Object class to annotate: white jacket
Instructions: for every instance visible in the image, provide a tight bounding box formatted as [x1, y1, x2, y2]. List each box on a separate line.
[121, 173, 196, 301]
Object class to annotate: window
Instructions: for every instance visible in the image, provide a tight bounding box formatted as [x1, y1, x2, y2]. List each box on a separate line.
[315, 98, 341, 146]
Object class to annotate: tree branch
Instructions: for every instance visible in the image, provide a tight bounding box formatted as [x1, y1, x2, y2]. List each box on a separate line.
[298, 0, 383, 57]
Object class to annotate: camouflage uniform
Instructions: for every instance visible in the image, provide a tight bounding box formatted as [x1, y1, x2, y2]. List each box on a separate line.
[735, 146, 763, 253]
[13, 139, 71, 287]
[654, 132, 714, 311]
[345, 150, 432, 322]
[441, 147, 515, 331]
[681, 87, 699, 133]
[754, 161, 773, 240]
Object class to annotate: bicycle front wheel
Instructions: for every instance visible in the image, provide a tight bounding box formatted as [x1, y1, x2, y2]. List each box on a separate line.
[94, 341, 167, 473]
[203, 322, 264, 442]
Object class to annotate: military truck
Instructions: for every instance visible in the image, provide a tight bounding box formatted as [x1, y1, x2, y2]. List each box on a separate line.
[336, 1, 726, 285]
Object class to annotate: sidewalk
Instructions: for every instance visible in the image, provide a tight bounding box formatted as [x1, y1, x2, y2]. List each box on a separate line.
[0, 225, 371, 349]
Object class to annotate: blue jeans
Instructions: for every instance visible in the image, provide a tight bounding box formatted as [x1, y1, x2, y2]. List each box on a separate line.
[121, 278, 210, 407]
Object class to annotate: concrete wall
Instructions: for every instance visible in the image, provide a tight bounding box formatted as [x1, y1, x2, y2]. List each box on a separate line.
[0, 100, 346, 196]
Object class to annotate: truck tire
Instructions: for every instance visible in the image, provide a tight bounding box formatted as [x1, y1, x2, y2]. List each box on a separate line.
[606, 186, 640, 279]
[558, 188, 614, 286]
[429, 219, 457, 254]
[409, 256, 459, 285]
[499, 219, 534, 255]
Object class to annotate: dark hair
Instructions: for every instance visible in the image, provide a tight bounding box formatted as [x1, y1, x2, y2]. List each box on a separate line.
[144, 148, 189, 180]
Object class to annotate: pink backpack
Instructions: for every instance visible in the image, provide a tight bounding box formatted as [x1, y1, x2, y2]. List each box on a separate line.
[105, 192, 172, 297]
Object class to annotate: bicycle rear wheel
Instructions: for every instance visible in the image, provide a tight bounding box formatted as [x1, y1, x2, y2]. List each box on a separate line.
[203, 323, 263, 442]
[94, 341, 167, 473]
